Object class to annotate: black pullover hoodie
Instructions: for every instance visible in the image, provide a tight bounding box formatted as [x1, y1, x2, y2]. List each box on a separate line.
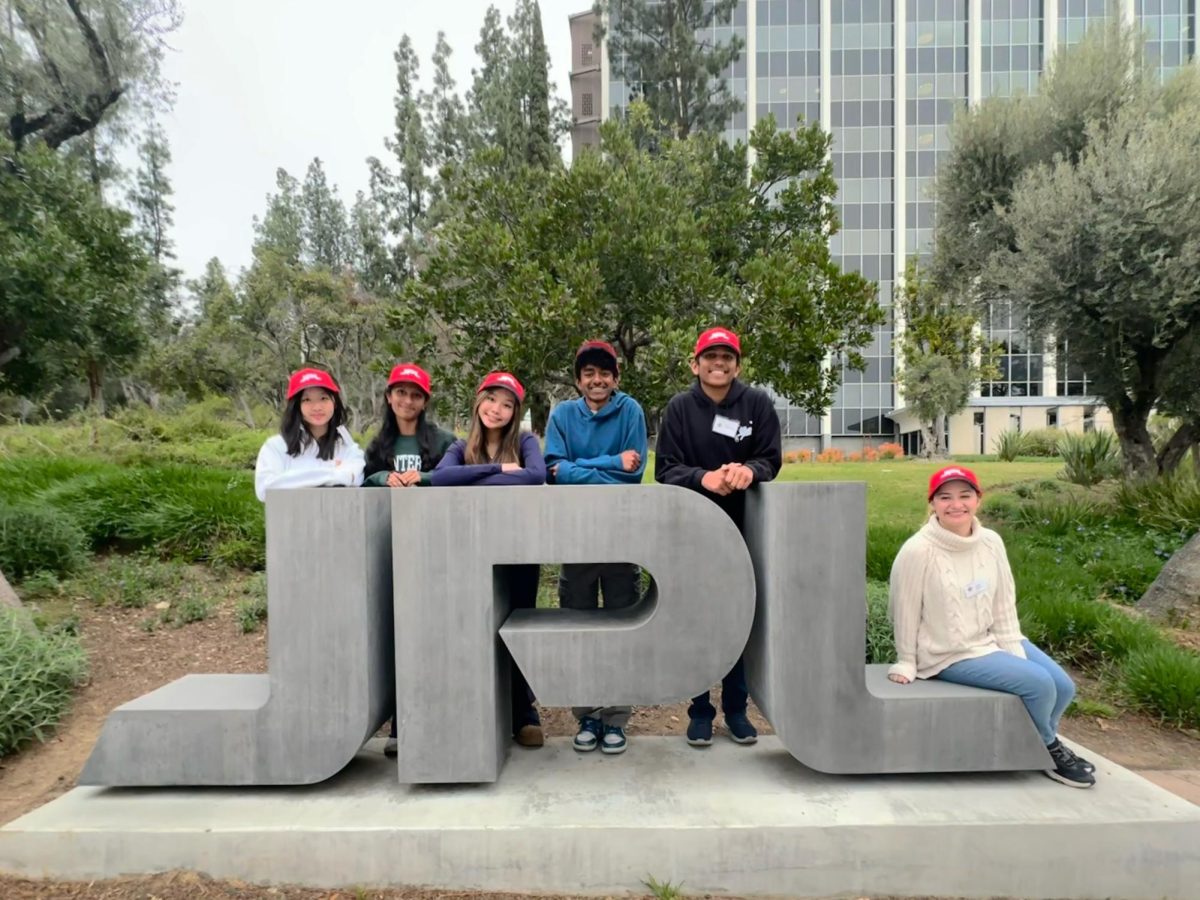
[654, 379, 783, 532]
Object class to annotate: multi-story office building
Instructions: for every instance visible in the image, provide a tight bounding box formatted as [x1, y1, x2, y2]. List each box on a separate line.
[570, 1, 1195, 452]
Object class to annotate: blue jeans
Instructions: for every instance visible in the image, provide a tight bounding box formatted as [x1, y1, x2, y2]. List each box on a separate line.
[934, 640, 1075, 745]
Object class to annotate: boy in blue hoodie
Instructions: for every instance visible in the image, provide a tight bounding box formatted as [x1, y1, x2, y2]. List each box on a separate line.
[544, 340, 648, 756]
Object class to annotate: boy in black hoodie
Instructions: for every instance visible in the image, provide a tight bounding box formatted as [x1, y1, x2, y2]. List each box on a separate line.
[654, 327, 782, 747]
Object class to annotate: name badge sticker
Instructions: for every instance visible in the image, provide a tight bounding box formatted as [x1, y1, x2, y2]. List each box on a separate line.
[963, 579, 989, 599]
[711, 414, 740, 438]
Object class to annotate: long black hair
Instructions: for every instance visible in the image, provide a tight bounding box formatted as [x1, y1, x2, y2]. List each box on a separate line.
[363, 401, 446, 479]
[279, 390, 347, 461]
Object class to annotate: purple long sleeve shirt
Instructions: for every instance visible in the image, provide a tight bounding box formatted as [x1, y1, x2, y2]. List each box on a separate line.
[429, 432, 547, 486]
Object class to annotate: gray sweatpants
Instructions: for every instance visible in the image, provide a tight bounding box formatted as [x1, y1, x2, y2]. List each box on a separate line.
[558, 562, 640, 728]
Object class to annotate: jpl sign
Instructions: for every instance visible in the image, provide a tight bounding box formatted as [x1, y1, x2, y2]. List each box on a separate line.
[81, 484, 1049, 786]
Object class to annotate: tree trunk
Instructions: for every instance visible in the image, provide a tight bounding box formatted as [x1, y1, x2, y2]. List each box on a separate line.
[1157, 420, 1200, 475]
[0, 567, 22, 612]
[86, 359, 106, 414]
[0, 566, 35, 633]
[1108, 398, 1157, 480]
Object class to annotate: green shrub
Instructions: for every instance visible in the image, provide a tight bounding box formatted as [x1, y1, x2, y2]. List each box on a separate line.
[1016, 496, 1107, 535]
[0, 610, 88, 756]
[1021, 429, 1062, 458]
[170, 595, 214, 625]
[1058, 430, 1121, 486]
[1121, 645, 1200, 729]
[994, 429, 1029, 462]
[865, 580, 895, 665]
[980, 492, 1021, 523]
[0, 457, 110, 505]
[236, 595, 268, 634]
[34, 464, 263, 566]
[1115, 469, 1200, 536]
[0, 503, 89, 580]
[866, 524, 912, 582]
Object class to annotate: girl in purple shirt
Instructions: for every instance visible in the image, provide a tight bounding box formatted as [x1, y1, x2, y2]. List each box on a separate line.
[431, 372, 546, 747]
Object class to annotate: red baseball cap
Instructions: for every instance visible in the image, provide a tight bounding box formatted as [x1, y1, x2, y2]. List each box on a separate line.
[387, 363, 432, 396]
[478, 371, 525, 403]
[286, 368, 339, 400]
[928, 465, 982, 499]
[694, 327, 741, 357]
[575, 340, 619, 373]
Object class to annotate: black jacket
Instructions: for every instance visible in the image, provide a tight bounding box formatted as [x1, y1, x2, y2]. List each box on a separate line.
[654, 380, 782, 531]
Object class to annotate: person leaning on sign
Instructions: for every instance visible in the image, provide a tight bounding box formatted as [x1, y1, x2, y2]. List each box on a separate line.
[654, 327, 782, 748]
[430, 371, 547, 748]
[361, 362, 455, 758]
[543, 339, 648, 757]
[254, 368, 365, 502]
[887, 465, 1097, 788]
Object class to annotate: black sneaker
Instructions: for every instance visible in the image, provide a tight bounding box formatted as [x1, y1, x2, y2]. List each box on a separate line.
[573, 716, 602, 752]
[1051, 737, 1095, 773]
[686, 717, 713, 747]
[1045, 739, 1096, 788]
[724, 712, 758, 745]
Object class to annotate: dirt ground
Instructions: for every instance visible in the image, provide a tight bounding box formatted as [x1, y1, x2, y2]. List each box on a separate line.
[1, 597, 1197, 899]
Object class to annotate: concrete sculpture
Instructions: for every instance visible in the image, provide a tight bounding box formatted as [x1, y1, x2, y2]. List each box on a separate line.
[742, 482, 1051, 772]
[81, 481, 1049, 786]
[80, 489, 393, 785]
[393, 484, 756, 782]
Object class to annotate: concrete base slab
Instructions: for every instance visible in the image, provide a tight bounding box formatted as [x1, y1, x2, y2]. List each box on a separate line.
[3, 737, 1198, 898]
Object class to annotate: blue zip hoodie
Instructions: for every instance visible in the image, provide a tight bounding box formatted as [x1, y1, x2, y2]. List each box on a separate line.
[543, 391, 648, 485]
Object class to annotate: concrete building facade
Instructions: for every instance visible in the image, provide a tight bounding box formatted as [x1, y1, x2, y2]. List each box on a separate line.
[569, 1, 1192, 453]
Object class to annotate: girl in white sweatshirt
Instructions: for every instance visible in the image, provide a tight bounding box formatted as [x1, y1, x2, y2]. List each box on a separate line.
[254, 368, 365, 502]
[887, 465, 1096, 788]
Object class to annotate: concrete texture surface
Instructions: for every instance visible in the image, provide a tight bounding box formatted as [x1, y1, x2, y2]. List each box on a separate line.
[743, 482, 1053, 773]
[393, 485, 755, 783]
[4, 737, 1198, 898]
[79, 489, 394, 785]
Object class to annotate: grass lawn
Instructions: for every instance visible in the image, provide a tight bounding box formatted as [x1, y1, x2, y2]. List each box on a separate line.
[643, 455, 1063, 529]
[775, 459, 1063, 528]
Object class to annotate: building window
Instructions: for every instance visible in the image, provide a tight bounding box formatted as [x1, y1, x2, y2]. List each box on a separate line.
[581, 42, 594, 66]
[582, 92, 594, 117]
[1055, 338, 1091, 396]
[983, 304, 1043, 398]
[1047, 408, 1058, 428]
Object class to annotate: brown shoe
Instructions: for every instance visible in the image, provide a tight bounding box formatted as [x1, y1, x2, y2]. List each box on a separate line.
[515, 724, 544, 747]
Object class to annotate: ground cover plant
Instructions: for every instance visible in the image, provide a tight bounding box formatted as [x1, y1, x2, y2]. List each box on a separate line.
[0, 609, 88, 757]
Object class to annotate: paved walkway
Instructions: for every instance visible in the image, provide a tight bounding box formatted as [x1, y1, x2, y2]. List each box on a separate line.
[1138, 769, 1200, 805]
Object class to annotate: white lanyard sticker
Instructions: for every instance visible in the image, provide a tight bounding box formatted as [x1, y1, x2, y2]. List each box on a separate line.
[712, 414, 740, 438]
[963, 579, 989, 599]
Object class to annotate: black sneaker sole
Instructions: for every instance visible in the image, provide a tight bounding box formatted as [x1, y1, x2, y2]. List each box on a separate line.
[600, 743, 627, 755]
[687, 736, 713, 747]
[573, 741, 598, 752]
[1043, 768, 1095, 788]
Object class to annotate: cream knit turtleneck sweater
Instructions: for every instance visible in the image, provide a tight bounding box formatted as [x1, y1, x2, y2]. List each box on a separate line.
[888, 515, 1027, 682]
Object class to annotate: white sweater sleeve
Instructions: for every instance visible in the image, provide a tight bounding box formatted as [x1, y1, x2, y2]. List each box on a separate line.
[888, 539, 924, 681]
[337, 427, 365, 488]
[986, 531, 1027, 657]
[254, 437, 288, 502]
[254, 430, 365, 502]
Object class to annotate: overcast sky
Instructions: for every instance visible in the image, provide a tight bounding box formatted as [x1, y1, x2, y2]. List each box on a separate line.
[152, 0, 586, 286]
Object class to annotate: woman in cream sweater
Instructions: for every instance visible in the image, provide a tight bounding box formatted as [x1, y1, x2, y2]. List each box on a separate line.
[888, 465, 1096, 788]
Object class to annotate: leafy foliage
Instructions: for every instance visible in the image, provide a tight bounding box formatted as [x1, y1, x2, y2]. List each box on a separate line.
[0, 502, 89, 580]
[1058, 430, 1121, 486]
[933, 24, 1200, 478]
[0, 610, 88, 757]
[596, 0, 743, 138]
[896, 259, 996, 457]
[402, 107, 881, 427]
